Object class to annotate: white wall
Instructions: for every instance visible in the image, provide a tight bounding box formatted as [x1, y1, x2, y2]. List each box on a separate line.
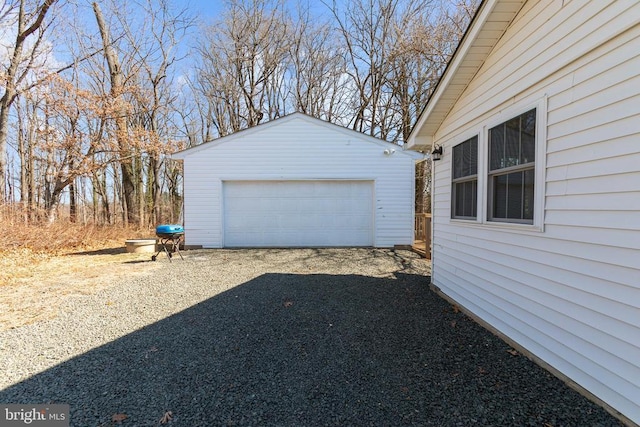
[430, 0, 640, 423]
[176, 114, 416, 248]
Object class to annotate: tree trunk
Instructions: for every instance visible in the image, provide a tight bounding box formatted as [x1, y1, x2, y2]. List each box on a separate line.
[136, 154, 144, 228]
[27, 113, 35, 222]
[92, 174, 98, 224]
[16, 98, 27, 221]
[146, 155, 161, 226]
[0, 0, 57, 201]
[152, 156, 161, 225]
[0, 96, 13, 201]
[45, 178, 67, 224]
[93, 1, 137, 226]
[69, 176, 76, 223]
[43, 141, 55, 219]
[92, 169, 111, 225]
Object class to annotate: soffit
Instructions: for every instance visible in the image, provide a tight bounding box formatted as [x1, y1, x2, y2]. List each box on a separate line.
[408, 0, 526, 149]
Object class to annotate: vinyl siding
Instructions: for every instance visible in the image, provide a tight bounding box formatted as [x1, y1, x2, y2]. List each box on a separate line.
[429, 0, 640, 423]
[177, 114, 416, 248]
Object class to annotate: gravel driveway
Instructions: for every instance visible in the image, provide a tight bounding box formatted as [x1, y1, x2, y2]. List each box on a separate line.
[0, 248, 622, 426]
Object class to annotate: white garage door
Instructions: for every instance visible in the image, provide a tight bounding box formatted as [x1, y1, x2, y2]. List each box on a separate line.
[223, 180, 374, 247]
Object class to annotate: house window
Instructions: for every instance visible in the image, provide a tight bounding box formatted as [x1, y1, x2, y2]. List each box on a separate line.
[452, 135, 478, 219]
[488, 108, 536, 223]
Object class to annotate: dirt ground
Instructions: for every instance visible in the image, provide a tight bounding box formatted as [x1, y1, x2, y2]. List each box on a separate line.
[0, 246, 163, 331]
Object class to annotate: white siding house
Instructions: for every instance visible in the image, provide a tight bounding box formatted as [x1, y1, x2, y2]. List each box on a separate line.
[406, 0, 640, 424]
[173, 113, 421, 248]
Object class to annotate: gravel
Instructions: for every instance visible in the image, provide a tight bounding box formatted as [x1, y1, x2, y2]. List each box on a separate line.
[0, 248, 624, 426]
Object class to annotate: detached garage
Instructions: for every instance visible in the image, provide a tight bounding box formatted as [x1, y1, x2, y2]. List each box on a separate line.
[172, 113, 422, 248]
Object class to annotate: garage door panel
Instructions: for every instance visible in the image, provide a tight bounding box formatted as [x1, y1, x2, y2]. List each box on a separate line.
[223, 180, 373, 247]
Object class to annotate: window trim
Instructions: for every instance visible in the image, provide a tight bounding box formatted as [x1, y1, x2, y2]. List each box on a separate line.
[448, 97, 546, 233]
[484, 99, 545, 230]
[451, 135, 479, 220]
[486, 108, 536, 224]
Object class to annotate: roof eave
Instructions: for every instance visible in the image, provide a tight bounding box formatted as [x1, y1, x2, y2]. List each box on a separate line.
[171, 112, 424, 160]
[406, 0, 526, 151]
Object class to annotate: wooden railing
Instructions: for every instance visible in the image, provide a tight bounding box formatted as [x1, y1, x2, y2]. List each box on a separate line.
[414, 213, 432, 259]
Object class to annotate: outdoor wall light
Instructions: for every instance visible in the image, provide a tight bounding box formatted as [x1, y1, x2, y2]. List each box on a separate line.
[384, 148, 396, 155]
[431, 145, 443, 161]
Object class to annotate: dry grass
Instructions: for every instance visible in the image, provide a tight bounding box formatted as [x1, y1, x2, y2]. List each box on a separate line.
[0, 222, 164, 330]
[5, 221, 153, 253]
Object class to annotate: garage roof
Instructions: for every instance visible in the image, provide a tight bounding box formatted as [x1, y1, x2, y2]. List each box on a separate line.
[173, 112, 424, 160]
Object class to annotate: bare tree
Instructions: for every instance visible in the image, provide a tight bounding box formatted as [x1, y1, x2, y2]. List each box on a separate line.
[92, 1, 141, 225]
[325, 0, 444, 142]
[0, 0, 58, 202]
[287, 4, 350, 123]
[0, 0, 480, 225]
[190, 0, 478, 145]
[195, 0, 293, 137]
[14, 92, 39, 221]
[117, 0, 193, 226]
[326, 0, 394, 135]
[30, 74, 118, 223]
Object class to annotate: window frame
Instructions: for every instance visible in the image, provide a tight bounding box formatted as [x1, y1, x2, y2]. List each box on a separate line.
[451, 135, 479, 220]
[446, 97, 546, 233]
[481, 99, 546, 231]
[486, 108, 537, 224]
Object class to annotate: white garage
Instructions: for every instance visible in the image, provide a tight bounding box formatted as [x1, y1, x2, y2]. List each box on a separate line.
[172, 113, 422, 248]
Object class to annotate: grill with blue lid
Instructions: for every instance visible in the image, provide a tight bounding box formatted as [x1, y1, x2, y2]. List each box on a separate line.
[152, 224, 184, 261]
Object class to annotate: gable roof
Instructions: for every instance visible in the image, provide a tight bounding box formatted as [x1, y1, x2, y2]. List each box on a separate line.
[173, 112, 423, 160]
[406, 0, 526, 151]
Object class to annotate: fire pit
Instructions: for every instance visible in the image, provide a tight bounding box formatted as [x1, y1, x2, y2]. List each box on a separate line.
[125, 239, 157, 253]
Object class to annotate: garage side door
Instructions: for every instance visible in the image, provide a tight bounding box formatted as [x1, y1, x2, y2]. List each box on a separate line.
[223, 180, 374, 247]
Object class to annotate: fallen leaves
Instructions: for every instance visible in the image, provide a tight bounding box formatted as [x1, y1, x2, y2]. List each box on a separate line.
[112, 413, 128, 423]
[159, 411, 173, 424]
[109, 410, 173, 424]
[283, 299, 293, 308]
[507, 348, 519, 356]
